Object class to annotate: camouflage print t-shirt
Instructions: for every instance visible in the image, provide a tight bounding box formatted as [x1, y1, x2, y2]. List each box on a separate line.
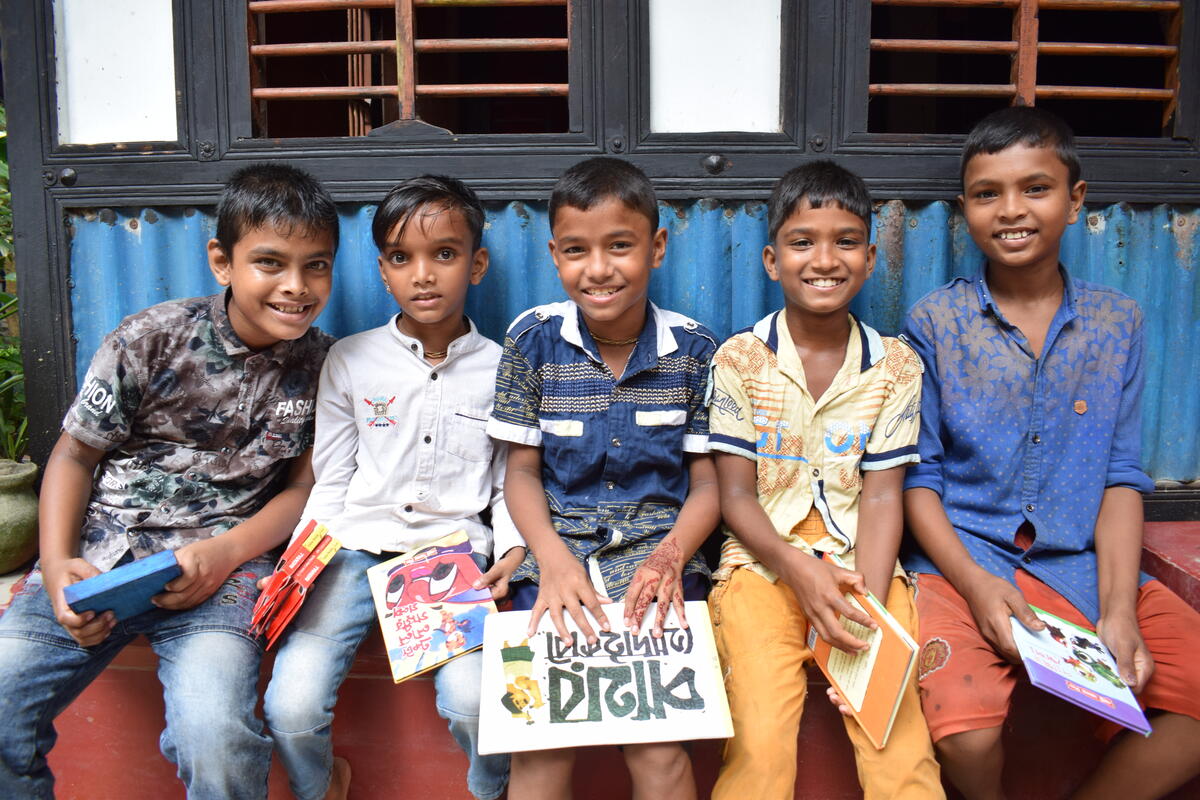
[63, 291, 335, 571]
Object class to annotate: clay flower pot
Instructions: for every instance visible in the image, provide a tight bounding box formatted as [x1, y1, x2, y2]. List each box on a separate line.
[0, 459, 38, 574]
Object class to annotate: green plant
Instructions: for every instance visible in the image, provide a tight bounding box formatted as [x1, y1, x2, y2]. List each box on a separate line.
[0, 105, 27, 462]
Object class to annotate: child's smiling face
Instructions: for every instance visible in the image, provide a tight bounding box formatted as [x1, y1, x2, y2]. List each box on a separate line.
[548, 198, 666, 339]
[764, 200, 875, 320]
[959, 142, 1086, 276]
[377, 204, 488, 331]
[207, 225, 334, 350]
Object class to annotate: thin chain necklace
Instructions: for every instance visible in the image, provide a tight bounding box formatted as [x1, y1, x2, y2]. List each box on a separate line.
[423, 348, 447, 359]
[588, 329, 639, 347]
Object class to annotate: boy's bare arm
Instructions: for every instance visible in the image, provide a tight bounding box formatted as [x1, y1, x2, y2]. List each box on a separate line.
[505, 442, 609, 643]
[853, 467, 906, 602]
[154, 449, 317, 611]
[38, 432, 114, 646]
[623, 453, 719, 635]
[905, 487, 1042, 660]
[1094, 485, 1152, 691]
[714, 452, 874, 652]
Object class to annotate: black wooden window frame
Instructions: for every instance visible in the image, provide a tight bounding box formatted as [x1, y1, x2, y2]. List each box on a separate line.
[3, 0, 1200, 477]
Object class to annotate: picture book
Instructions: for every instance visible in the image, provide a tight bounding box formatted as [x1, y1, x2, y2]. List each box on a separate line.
[805, 561, 918, 750]
[64, 548, 182, 621]
[477, 601, 733, 755]
[365, 530, 496, 683]
[250, 519, 342, 650]
[1010, 606, 1152, 736]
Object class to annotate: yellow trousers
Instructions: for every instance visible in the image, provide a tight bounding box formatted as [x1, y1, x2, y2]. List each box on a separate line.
[709, 567, 944, 800]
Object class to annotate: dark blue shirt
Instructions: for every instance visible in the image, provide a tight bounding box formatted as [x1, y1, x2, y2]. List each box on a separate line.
[487, 301, 717, 598]
[902, 270, 1154, 622]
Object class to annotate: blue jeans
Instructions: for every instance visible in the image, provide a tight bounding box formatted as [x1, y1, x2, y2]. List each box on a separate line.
[0, 558, 274, 800]
[263, 548, 509, 800]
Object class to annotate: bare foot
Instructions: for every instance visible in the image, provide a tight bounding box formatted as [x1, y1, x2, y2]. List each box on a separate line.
[323, 757, 351, 800]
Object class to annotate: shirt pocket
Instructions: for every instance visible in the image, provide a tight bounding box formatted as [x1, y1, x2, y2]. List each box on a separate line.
[445, 408, 492, 462]
[633, 407, 688, 464]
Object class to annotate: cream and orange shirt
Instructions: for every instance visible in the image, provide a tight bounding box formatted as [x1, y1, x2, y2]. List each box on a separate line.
[707, 311, 922, 582]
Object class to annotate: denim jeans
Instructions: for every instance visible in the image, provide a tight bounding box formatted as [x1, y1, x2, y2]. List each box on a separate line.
[263, 547, 509, 800]
[0, 557, 274, 800]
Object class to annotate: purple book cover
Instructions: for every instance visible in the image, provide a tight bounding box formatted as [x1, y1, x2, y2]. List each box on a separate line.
[1010, 606, 1151, 736]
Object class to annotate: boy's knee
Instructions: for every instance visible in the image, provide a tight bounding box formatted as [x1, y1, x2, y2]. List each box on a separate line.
[935, 726, 1003, 764]
[624, 741, 691, 780]
[263, 682, 331, 736]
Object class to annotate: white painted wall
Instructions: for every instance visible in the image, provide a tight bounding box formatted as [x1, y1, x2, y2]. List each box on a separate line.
[54, 0, 178, 145]
[648, 0, 782, 133]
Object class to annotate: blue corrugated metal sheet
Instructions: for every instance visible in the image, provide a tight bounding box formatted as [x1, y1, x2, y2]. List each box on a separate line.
[67, 200, 1200, 482]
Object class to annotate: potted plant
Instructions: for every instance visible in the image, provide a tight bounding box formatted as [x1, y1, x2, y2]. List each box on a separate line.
[0, 105, 36, 574]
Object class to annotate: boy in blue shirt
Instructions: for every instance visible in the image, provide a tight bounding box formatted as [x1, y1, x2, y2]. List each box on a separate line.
[0, 164, 338, 799]
[904, 107, 1200, 799]
[488, 157, 720, 800]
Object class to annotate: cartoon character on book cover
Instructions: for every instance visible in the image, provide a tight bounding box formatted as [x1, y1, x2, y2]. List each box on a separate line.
[367, 531, 495, 683]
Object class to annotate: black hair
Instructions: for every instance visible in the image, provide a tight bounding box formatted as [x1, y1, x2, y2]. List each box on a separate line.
[549, 157, 659, 235]
[767, 160, 872, 241]
[501, 692, 522, 715]
[961, 106, 1081, 187]
[371, 175, 485, 252]
[214, 163, 339, 255]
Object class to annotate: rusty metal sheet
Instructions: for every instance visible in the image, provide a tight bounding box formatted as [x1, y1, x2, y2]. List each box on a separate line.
[66, 199, 1200, 481]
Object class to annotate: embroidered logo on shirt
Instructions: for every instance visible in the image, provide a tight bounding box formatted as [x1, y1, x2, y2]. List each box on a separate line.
[918, 637, 951, 681]
[364, 396, 398, 427]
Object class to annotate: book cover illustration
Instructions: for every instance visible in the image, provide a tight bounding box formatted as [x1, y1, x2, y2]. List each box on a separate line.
[477, 601, 733, 755]
[250, 519, 341, 649]
[805, 586, 918, 750]
[365, 530, 496, 684]
[63, 548, 182, 622]
[1010, 606, 1152, 736]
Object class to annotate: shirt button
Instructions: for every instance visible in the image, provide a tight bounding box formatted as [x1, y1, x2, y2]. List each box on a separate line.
[159, 505, 170, 514]
[1032, 434, 1041, 444]
[221, 446, 230, 454]
[430, 373, 439, 381]
[238, 403, 244, 411]
[812, 468, 820, 477]
[411, 343, 418, 351]
[606, 481, 615, 490]
[424, 435, 432, 444]
[1025, 503, 1035, 512]
[404, 505, 413, 513]
[611, 438, 621, 447]
[1022, 555, 1033, 564]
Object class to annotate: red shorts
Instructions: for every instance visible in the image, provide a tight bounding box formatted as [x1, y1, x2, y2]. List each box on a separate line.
[913, 570, 1200, 742]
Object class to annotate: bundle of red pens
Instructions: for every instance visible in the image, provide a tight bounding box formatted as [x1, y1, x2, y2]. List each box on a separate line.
[250, 519, 342, 649]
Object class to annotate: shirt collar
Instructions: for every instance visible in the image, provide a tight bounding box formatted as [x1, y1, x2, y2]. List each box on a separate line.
[212, 289, 252, 356]
[561, 301, 678, 359]
[975, 264, 1079, 321]
[752, 311, 884, 373]
[387, 313, 482, 360]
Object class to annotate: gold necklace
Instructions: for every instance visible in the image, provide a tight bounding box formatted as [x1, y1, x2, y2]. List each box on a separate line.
[423, 349, 448, 359]
[588, 330, 639, 347]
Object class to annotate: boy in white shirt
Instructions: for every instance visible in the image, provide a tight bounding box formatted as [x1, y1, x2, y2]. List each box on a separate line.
[262, 175, 525, 800]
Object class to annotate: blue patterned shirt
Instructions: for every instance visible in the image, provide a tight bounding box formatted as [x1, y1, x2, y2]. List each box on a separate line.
[902, 270, 1154, 622]
[487, 301, 717, 598]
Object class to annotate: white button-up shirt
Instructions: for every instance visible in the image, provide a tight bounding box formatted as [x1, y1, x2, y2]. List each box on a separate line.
[300, 315, 521, 558]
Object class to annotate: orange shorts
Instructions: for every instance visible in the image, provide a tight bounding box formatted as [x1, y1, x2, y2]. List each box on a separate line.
[913, 570, 1200, 743]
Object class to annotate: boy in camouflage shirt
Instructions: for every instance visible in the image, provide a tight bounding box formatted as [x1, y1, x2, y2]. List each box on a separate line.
[0, 164, 338, 800]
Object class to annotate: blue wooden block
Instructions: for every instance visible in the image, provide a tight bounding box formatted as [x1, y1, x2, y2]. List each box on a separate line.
[63, 550, 182, 621]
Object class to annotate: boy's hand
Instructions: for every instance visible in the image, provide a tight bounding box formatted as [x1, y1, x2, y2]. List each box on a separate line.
[41, 557, 116, 646]
[779, 552, 876, 653]
[960, 570, 1044, 662]
[153, 538, 238, 611]
[826, 686, 854, 718]
[1097, 611, 1154, 692]
[474, 546, 527, 601]
[624, 537, 686, 637]
[528, 550, 610, 645]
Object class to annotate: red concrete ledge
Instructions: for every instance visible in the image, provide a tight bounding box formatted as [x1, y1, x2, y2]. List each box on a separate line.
[17, 520, 1200, 798]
